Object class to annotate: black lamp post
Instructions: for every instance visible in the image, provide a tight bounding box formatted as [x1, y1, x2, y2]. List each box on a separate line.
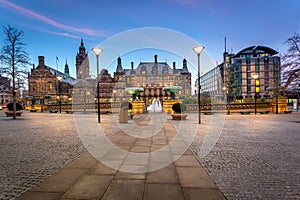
[252, 74, 259, 115]
[92, 47, 103, 123]
[193, 45, 205, 124]
[97, 82, 100, 122]
[57, 76, 62, 113]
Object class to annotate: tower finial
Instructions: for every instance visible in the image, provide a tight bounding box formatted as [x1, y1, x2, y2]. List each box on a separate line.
[81, 38, 84, 46]
[224, 37, 227, 53]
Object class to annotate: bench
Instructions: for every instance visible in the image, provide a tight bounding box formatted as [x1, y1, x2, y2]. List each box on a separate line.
[259, 111, 270, 114]
[203, 111, 213, 115]
[240, 111, 251, 115]
[30, 109, 37, 112]
[65, 110, 75, 114]
[284, 110, 292, 114]
[49, 110, 58, 113]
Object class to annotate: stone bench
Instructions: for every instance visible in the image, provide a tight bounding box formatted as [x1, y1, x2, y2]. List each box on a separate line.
[203, 111, 213, 115]
[65, 110, 75, 114]
[240, 111, 251, 115]
[259, 111, 270, 114]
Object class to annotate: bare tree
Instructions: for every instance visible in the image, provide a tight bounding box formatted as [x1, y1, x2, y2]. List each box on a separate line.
[281, 33, 300, 92]
[0, 25, 30, 119]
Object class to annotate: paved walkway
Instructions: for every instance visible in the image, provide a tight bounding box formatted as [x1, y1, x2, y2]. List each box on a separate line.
[16, 113, 226, 200]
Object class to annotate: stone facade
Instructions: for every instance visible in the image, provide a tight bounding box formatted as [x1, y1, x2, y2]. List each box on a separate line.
[110, 55, 191, 105]
[0, 75, 12, 105]
[27, 56, 75, 107]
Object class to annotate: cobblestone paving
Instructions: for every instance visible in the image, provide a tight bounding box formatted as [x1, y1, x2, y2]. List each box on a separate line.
[0, 112, 86, 200]
[192, 112, 300, 200]
[1, 111, 300, 200]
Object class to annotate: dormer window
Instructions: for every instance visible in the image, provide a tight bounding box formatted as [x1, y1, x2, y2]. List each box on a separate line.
[141, 65, 147, 74]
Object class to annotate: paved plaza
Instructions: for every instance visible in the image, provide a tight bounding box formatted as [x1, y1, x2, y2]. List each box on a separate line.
[0, 110, 299, 199]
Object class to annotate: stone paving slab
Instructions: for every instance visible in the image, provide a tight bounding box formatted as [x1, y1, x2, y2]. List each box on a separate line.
[17, 151, 225, 200]
[15, 113, 226, 200]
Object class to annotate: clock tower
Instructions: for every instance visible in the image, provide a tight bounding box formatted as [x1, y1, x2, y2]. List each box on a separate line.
[76, 38, 89, 79]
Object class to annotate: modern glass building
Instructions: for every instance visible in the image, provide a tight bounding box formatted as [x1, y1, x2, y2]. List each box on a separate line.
[199, 45, 281, 102]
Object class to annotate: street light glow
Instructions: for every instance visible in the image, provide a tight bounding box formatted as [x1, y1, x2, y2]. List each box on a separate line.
[92, 47, 103, 56]
[193, 45, 205, 55]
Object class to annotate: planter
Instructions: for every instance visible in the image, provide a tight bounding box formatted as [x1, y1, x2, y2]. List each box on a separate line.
[171, 102, 187, 120]
[5, 110, 23, 116]
[171, 113, 187, 120]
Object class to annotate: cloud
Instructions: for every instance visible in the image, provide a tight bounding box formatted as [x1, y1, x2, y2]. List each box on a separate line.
[0, 0, 107, 37]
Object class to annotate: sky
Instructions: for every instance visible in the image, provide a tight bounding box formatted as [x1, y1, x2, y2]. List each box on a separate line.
[0, 0, 299, 80]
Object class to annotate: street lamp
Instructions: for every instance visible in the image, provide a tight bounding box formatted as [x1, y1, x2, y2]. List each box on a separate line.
[252, 74, 259, 114]
[92, 47, 103, 123]
[56, 75, 63, 113]
[193, 45, 205, 124]
[223, 86, 230, 114]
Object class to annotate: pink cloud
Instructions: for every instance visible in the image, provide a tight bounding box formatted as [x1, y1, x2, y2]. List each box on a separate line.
[0, 0, 107, 37]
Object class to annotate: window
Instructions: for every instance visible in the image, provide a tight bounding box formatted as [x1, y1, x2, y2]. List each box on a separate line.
[48, 82, 53, 92]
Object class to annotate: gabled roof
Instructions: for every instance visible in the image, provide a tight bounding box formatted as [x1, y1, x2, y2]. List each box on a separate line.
[125, 62, 186, 76]
[48, 67, 75, 84]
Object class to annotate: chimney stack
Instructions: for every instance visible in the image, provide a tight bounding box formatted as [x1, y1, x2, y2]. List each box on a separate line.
[173, 62, 176, 70]
[131, 62, 134, 70]
[154, 55, 158, 63]
[38, 56, 45, 66]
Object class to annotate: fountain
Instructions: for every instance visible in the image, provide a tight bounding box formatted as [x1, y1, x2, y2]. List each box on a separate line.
[147, 98, 162, 112]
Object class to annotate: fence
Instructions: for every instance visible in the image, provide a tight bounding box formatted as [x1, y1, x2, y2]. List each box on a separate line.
[26, 102, 276, 114]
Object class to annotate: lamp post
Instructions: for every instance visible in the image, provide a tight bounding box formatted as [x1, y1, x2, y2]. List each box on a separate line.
[252, 74, 259, 114]
[275, 86, 279, 114]
[57, 75, 63, 113]
[92, 47, 103, 123]
[223, 86, 230, 114]
[193, 45, 205, 124]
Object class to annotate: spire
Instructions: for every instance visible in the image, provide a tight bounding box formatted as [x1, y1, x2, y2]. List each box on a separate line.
[65, 58, 70, 78]
[116, 57, 123, 73]
[79, 38, 86, 54]
[181, 58, 189, 73]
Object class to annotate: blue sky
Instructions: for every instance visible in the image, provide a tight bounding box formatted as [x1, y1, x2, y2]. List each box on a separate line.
[1, 0, 299, 78]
